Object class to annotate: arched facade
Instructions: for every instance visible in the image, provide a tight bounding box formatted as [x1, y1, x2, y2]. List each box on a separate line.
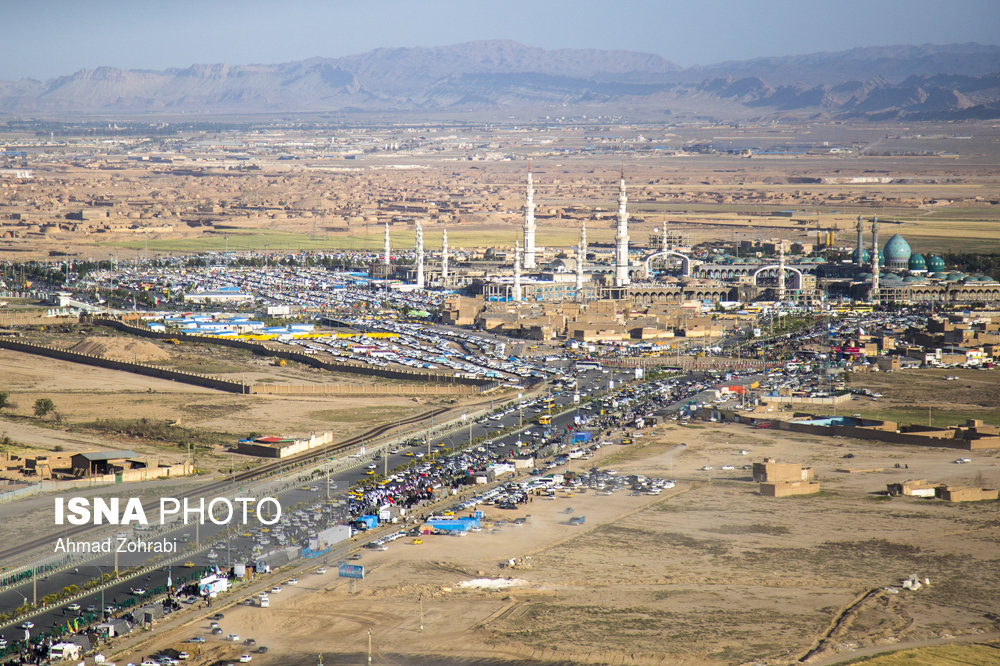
[643, 250, 692, 277]
[751, 265, 803, 290]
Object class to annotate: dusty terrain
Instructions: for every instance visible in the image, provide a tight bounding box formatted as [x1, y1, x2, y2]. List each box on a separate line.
[115, 423, 1000, 665]
[0, 345, 442, 462]
[2, 122, 999, 262]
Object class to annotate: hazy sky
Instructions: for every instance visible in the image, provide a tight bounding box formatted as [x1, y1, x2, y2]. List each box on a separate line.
[4, 0, 998, 80]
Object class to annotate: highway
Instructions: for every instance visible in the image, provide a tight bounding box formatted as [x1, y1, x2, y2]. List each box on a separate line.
[0, 364, 635, 652]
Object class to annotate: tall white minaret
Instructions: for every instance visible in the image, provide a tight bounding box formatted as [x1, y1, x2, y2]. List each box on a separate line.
[512, 241, 522, 303]
[575, 241, 585, 303]
[614, 168, 630, 287]
[441, 228, 449, 281]
[855, 215, 864, 268]
[580, 219, 588, 260]
[777, 240, 787, 302]
[415, 220, 425, 289]
[870, 216, 879, 304]
[383, 223, 391, 266]
[523, 165, 537, 269]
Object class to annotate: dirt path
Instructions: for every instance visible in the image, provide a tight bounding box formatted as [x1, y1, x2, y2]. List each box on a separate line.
[807, 630, 1000, 665]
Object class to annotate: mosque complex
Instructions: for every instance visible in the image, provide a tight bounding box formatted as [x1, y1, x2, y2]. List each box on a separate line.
[370, 166, 1000, 339]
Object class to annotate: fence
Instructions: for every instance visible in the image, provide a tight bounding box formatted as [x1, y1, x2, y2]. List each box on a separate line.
[0, 483, 40, 504]
[0, 337, 249, 394]
[250, 381, 481, 396]
[87, 315, 496, 391]
[603, 355, 779, 371]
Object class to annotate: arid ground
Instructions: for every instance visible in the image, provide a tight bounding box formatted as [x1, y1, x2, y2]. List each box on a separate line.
[113, 421, 1000, 666]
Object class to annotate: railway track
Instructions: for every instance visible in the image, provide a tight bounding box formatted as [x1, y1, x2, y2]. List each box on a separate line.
[0, 405, 452, 564]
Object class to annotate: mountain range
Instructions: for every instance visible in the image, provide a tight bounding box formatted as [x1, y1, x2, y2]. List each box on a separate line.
[1, 40, 998, 121]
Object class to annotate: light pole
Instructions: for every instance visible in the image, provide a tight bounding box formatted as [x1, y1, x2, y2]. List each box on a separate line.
[91, 565, 105, 614]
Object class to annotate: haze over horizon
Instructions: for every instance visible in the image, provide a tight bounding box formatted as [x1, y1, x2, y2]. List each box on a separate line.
[4, 0, 999, 81]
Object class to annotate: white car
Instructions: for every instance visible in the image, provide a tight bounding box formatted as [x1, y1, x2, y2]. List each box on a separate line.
[286, 578, 298, 585]
[699, 466, 713, 471]
[270, 586, 282, 593]
[721, 465, 735, 470]
[227, 634, 240, 642]
[315, 568, 327, 574]
[239, 655, 253, 663]
[177, 652, 190, 660]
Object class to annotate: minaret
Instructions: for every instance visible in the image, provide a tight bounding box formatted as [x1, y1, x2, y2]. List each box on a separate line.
[523, 165, 537, 269]
[614, 168, 630, 287]
[855, 215, 864, 268]
[870, 216, 880, 304]
[580, 219, 588, 259]
[575, 241, 585, 303]
[777, 240, 786, 302]
[415, 220, 425, 289]
[512, 241, 522, 303]
[383, 223, 391, 266]
[441, 229, 449, 281]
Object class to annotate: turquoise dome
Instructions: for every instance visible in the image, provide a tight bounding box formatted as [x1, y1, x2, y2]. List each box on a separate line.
[852, 247, 870, 263]
[883, 234, 912, 269]
[927, 255, 946, 271]
[908, 253, 926, 270]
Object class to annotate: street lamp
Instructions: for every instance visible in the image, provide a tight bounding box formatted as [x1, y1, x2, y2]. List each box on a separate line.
[91, 565, 106, 615]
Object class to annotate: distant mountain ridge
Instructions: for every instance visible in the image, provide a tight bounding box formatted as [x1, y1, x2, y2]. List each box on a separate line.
[1, 40, 998, 120]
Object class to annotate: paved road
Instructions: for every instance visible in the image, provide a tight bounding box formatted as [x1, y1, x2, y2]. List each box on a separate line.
[0, 365, 631, 649]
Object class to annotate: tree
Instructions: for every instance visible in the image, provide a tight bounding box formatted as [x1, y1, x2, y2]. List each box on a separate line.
[0, 392, 8, 410]
[33, 398, 55, 419]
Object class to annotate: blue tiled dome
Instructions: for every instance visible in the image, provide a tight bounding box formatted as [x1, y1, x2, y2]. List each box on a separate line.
[927, 255, 946, 271]
[908, 253, 926, 270]
[883, 234, 911, 269]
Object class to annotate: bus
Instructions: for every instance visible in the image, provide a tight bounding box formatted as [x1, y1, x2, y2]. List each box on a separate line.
[537, 415, 552, 425]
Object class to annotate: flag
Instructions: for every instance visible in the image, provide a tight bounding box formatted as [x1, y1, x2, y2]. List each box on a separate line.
[167, 566, 172, 589]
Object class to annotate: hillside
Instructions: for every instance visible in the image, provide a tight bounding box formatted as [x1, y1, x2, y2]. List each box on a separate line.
[0, 40, 997, 120]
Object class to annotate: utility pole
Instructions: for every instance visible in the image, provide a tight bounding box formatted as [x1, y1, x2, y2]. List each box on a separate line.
[419, 594, 424, 632]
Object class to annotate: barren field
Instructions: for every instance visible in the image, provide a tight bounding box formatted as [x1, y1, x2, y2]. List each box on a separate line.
[847, 367, 1000, 427]
[0, 346, 443, 462]
[115, 423, 1000, 666]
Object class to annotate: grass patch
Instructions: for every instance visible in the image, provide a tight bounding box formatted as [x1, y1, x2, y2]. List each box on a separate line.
[843, 640, 1000, 665]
